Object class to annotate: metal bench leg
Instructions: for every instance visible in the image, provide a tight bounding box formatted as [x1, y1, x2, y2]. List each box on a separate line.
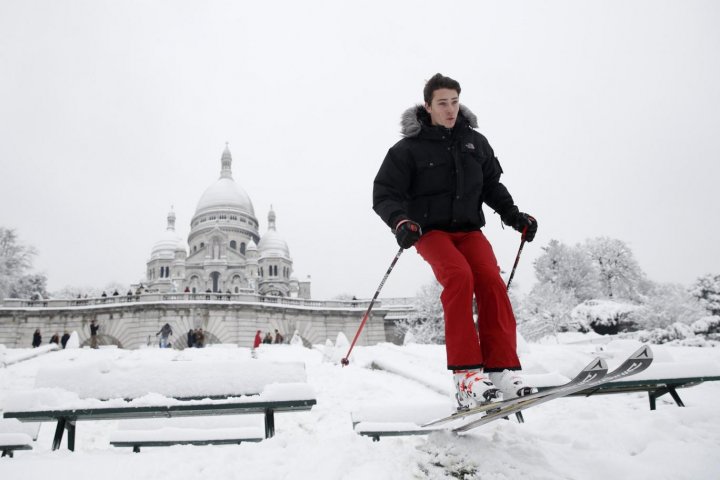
[515, 411, 525, 423]
[66, 420, 76, 452]
[133, 446, 140, 453]
[667, 387, 685, 408]
[1, 449, 12, 458]
[264, 408, 275, 438]
[649, 392, 657, 410]
[53, 418, 66, 451]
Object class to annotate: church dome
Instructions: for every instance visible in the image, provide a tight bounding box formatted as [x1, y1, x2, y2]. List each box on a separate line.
[194, 145, 255, 216]
[151, 208, 185, 259]
[258, 208, 290, 259]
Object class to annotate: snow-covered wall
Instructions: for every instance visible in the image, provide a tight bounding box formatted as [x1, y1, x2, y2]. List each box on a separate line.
[0, 299, 400, 349]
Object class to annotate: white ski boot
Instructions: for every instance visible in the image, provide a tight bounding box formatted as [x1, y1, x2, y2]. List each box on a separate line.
[453, 369, 502, 410]
[488, 369, 537, 399]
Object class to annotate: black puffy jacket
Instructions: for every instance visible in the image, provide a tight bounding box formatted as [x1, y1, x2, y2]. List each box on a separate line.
[373, 105, 519, 232]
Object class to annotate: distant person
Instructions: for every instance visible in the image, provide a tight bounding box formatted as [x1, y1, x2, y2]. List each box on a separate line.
[187, 329, 195, 348]
[90, 320, 100, 348]
[156, 323, 173, 348]
[274, 329, 284, 344]
[194, 328, 205, 348]
[49, 333, 60, 345]
[263, 332, 273, 344]
[253, 330, 262, 349]
[61, 331, 70, 349]
[32, 329, 42, 348]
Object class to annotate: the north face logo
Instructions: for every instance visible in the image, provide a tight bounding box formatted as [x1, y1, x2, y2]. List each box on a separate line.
[465, 143, 475, 150]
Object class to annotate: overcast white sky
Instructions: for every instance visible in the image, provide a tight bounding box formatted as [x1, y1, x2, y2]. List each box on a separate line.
[1, 0, 719, 300]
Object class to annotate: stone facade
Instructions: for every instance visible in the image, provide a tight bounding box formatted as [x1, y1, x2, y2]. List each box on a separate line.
[0, 294, 409, 349]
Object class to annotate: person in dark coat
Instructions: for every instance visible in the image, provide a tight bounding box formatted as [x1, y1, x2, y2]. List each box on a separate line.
[156, 323, 173, 348]
[90, 320, 100, 348]
[49, 333, 60, 345]
[32, 329, 42, 348]
[372, 73, 538, 409]
[187, 329, 195, 348]
[263, 332, 273, 344]
[61, 331, 70, 349]
[194, 328, 205, 348]
[253, 330, 262, 349]
[274, 329, 284, 344]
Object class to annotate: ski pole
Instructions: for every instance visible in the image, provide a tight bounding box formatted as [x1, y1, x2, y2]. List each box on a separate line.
[505, 226, 528, 291]
[341, 247, 404, 366]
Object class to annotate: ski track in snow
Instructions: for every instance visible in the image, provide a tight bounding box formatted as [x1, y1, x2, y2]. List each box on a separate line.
[0, 339, 719, 480]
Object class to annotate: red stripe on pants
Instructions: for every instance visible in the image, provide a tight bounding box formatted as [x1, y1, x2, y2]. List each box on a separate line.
[415, 230, 521, 371]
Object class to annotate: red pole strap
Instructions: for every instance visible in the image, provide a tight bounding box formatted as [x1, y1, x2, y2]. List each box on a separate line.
[341, 248, 404, 366]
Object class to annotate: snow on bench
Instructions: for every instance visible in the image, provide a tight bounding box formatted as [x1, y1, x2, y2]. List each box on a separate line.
[0, 418, 42, 457]
[2, 360, 317, 451]
[0, 344, 59, 368]
[109, 416, 264, 452]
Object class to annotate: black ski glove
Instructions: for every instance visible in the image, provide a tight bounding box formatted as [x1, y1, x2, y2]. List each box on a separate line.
[394, 219, 422, 249]
[503, 212, 538, 242]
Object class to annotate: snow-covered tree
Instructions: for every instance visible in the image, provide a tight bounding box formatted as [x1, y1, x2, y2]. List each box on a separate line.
[631, 281, 707, 329]
[9, 274, 48, 300]
[690, 274, 720, 316]
[0, 227, 45, 300]
[533, 239, 601, 303]
[583, 237, 645, 300]
[396, 280, 445, 344]
[517, 282, 581, 341]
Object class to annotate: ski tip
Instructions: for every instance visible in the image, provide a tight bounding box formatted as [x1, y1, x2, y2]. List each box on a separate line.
[586, 357, 608, 372]
[631, 345, 653, 360]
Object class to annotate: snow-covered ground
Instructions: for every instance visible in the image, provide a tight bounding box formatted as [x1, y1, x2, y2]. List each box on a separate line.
[1, 336, 719, 480]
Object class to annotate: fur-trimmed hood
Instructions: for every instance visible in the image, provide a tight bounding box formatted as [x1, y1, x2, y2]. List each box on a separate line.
[400, 104, 478, 138]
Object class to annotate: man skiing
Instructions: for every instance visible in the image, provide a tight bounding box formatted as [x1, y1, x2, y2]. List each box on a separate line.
[373, 73, 538, 410]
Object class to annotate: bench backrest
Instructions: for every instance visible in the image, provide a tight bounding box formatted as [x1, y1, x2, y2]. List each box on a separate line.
[34, 360, 306, 400]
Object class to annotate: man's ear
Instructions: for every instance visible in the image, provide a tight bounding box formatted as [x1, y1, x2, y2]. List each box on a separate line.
[424, 103, 431, 114]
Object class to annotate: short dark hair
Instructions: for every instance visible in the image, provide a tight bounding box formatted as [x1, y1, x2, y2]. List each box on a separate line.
[423, 73, 461, 104]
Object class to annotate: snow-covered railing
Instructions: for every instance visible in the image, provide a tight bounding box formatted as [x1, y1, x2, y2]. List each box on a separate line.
[0, 294, 395, 310]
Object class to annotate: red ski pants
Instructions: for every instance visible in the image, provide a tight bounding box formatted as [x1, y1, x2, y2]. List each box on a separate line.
[415, 230, 521, 372]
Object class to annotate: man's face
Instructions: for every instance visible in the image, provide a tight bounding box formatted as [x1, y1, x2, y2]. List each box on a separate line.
[424, 88, 460, 128]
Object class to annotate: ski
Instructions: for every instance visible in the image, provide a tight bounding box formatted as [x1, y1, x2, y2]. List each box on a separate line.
[422, 355, 608, 428]
[453, 345, 654, 433]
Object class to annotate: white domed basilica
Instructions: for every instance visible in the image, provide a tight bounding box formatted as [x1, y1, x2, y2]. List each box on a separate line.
[145, 145, 310, 298]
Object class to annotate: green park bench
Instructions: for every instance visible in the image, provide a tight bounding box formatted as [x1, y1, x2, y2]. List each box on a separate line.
[0, 419, 41, 457]
[2, 360, 316, 452]
[352, 371, 720, 441]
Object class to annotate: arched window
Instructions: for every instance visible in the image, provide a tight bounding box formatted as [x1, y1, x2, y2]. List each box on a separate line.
[234, 286, 239, 293]
[240, 242, 246, 254]
[200, 242, 205, 248]
[230, 240, 237, 250]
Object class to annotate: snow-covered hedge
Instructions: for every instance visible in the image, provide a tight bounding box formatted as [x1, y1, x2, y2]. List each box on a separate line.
[571, 299, 644, 334]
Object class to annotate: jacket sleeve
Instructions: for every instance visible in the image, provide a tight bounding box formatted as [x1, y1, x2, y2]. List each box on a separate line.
[373, 145, 413, 230]
[480, 140, 519, 222]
